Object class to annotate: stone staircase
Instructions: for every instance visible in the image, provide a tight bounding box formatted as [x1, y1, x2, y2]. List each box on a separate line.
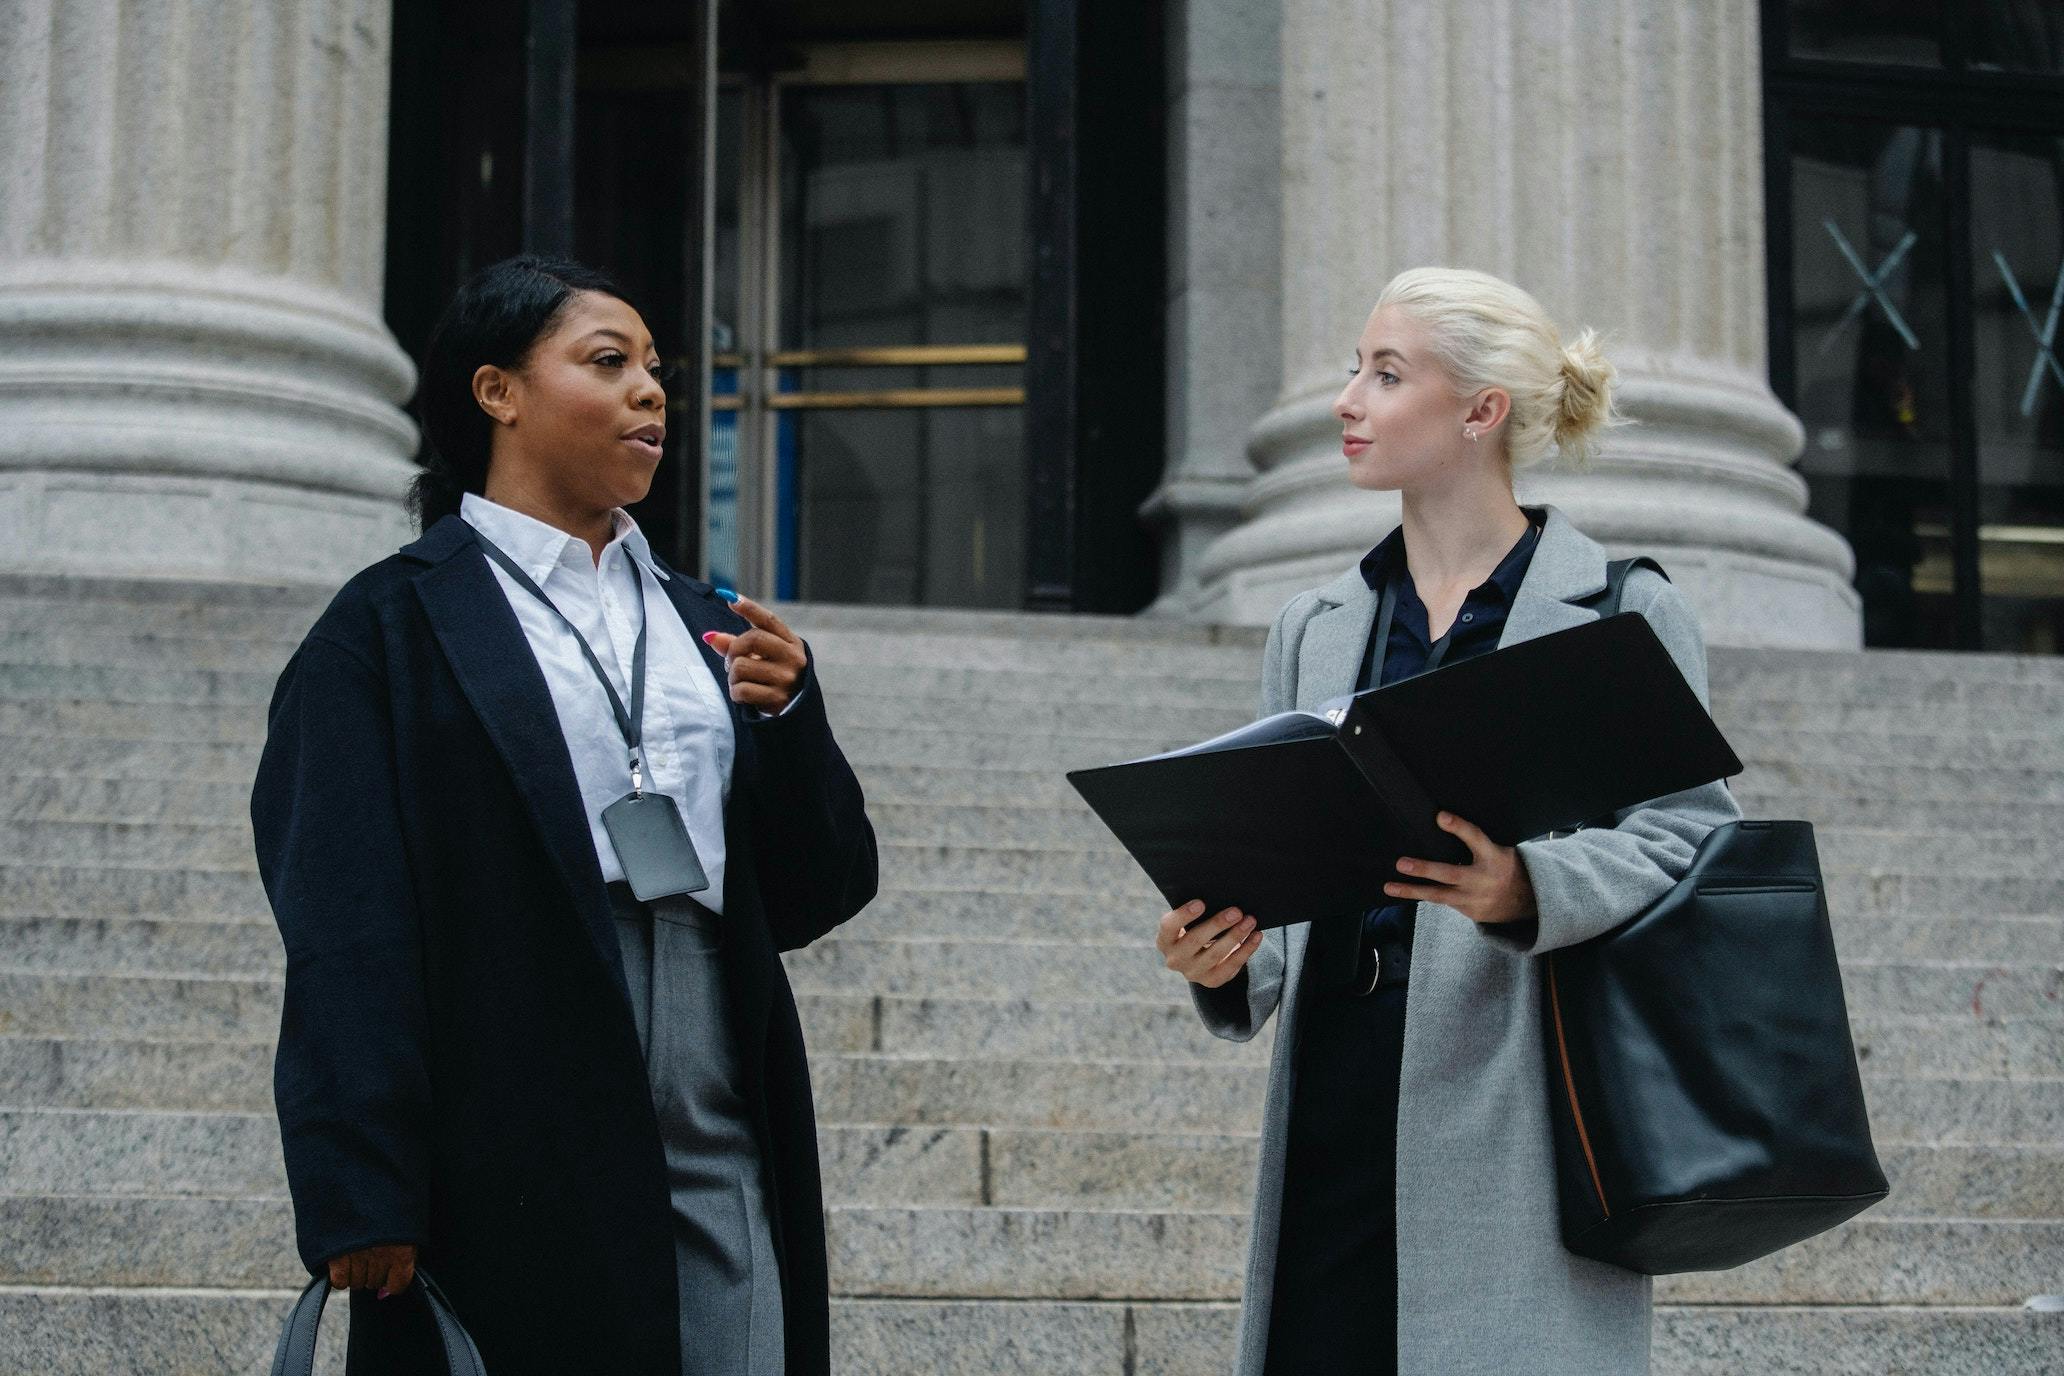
[0, 573, 2060, 1374]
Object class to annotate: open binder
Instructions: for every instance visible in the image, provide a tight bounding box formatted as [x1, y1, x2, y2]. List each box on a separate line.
[1066, 612, 1744, 928]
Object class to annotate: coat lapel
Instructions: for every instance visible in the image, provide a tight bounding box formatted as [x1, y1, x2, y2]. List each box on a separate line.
[1293, 569, 1379, 712]
[405, 518, 623, 985]
[1496, 505, 1611, 649]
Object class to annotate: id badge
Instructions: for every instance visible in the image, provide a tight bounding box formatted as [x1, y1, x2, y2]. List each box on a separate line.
[601, 790, 710, 902]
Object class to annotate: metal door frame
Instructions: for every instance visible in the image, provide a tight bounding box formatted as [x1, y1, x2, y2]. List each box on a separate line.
[716, 41, 1029, 596]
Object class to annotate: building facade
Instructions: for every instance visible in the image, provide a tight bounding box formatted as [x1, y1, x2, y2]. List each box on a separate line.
[4, 0, 2061, 655]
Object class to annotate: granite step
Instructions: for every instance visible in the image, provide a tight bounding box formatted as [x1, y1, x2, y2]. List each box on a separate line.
[15, 770, 2064, 841]
[21, 856, 2058, 926]
[822, 1208, 2061, 1306]
[0, 594, 323, 643]
[0, 915, 282, 978]
[1, 776, 257, 825]
[818, 658, 2064, 712]
[841, 899, 2062, 963]
[861, 799, 2064, 848]
[0, 864, 270, 921]
[849, 724, 2064, 773]
[14, 1035, 2050, 1144]
[4, 1193, 2054, 1306]
[852, 760, 2064, 811]
[6, 904, 2053, 982]
[5, 690, 2062, 771]
[11, 619, 2059, 704]
[813, 1055, 2064, 1144]
[0, 1284, 349, 1376]
[5, 1107, 2055, 1220]
[1649, 1304, 2064, 1376]
[5, 964, 2057, 1056]
[0, 1109, 988, 1210]
[2, 811, 2059, 883]
[1, 859, 2058, 955]
[0, 736, 261, 782]
[15, 660, 2064, 740]
[0, 1291, 2058, 1376]
[0, 630, 308, 672]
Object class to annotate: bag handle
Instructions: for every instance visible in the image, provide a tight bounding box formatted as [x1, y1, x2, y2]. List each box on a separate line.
[1591, 556, 1669, 620]
[270, 1270, 487, 1376]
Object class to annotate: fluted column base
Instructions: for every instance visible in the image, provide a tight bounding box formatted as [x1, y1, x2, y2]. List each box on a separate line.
[0, 261, 417, 583]
[1170, 353, 1862, 649]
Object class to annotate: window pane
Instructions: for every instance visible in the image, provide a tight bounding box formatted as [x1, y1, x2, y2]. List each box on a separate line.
[1971, 133, 2064, 653]
[774, 81, 1029, 608]
[779, 84, 1028, 351]
[1967, 2, 2064, 76]
[1788, 0, 1942, 65]
[791, 405, 1026, 608]
[1790, 123, 1958, 648]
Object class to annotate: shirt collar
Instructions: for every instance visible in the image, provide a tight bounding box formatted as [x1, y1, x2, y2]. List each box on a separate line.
[459, 492, 667, 585]
[1358, 507, 1543, 603]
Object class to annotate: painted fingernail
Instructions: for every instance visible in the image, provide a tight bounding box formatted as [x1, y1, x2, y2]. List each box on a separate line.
[377, 1288, 391, 1300]
[714, 587, 740, 602]
[701, 631, 720, 645]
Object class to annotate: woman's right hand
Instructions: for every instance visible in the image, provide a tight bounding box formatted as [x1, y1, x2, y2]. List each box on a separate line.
[1157, 900, 1260, 988]
[327, 1242, 417, 1298]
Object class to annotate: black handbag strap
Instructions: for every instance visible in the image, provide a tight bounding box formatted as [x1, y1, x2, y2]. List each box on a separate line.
[1573, 555, 1675, 832]
[1591, 555, 1670, 619]
[270, 1270, 487, 1376]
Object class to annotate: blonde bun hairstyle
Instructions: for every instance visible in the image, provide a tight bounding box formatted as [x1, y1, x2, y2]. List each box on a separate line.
[1373, 267, 1623, 468]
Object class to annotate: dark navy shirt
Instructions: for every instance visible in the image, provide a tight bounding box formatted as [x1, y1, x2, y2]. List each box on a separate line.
[1354, 510, 1544, 948]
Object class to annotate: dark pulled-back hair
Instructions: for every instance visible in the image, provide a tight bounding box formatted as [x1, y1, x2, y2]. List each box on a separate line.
[409, 255, 634, 531]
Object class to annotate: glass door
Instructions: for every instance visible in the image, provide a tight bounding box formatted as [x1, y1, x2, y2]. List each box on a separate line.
[1766, 2, 2064, 652]
[704, 49, 1028, 607]
[1971, 132, 2064, 654]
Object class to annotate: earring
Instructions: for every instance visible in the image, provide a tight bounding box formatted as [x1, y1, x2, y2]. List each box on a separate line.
[1464, 427, 1477, 442]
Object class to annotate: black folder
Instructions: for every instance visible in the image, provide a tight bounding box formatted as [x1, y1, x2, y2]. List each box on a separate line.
[1065, 612, 1744, 929]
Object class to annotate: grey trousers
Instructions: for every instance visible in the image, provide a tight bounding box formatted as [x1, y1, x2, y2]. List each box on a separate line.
[608, 882, 785, 1376]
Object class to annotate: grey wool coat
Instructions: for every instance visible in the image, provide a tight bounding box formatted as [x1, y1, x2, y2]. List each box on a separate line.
[1193, 505, 1741, 1376]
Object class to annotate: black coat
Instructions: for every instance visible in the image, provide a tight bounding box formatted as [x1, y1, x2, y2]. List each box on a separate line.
[250, 515, 878, 1375]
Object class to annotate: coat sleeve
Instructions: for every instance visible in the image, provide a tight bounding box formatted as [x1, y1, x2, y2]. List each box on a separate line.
[1493, 571, 1744, 955]
[744, 642, 880, 952]
[250, 632, 433, 1275]
[1189, 594, 1317, 1042]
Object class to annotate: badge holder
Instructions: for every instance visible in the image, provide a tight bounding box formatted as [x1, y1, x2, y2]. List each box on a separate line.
[476, 532, 712, 906]
[601, 753, 710, 903]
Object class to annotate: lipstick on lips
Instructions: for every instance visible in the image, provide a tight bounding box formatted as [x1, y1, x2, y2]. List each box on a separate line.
[622, 423, 665, 456]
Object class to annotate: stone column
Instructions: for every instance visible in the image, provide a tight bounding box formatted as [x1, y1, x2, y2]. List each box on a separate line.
[0, 0, 417, 583]
[1141, 0, 1282, 610]
[1173, 0, 1861, 648]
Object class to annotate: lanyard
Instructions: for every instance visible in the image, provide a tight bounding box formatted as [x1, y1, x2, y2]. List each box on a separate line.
[476, 534, 652, 795]
[1369, 576, 1457, 688]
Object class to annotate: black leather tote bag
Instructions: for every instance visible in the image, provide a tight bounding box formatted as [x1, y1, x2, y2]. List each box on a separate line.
[269, 1271, 486, 1376]
[1541, 560, 1889, 1274]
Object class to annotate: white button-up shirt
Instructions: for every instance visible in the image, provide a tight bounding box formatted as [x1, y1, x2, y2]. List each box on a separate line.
[461, 493, 735, 911]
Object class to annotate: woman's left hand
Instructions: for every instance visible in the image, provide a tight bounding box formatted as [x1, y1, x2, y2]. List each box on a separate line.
[702, 595, 808, 714]
[1385, 811, 1537, 926]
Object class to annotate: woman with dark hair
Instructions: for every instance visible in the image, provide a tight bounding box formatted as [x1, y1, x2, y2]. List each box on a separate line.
[251, 255, 878, 1375]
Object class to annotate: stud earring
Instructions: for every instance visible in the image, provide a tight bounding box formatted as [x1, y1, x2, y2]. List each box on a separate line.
[1464, 427, 1477, 442]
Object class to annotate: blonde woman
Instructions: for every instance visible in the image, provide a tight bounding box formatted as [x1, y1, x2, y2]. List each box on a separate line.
[1155, 268, 1740, 1375]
